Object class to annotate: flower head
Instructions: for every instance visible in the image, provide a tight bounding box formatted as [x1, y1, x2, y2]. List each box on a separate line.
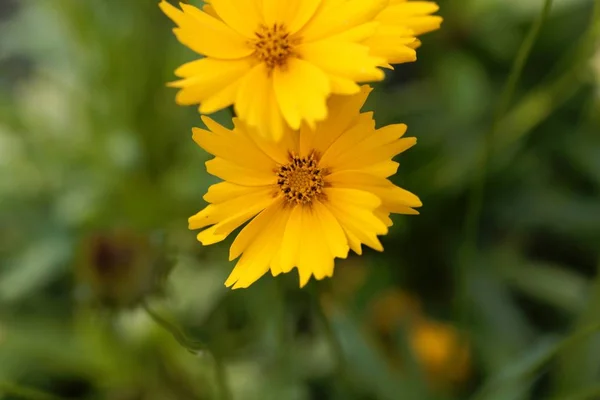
[189, 86, 421, 289]
[160, 0, 440, 140]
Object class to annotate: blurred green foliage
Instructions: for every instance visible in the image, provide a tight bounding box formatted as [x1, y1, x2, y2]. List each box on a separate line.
[1, 0, 600, 399]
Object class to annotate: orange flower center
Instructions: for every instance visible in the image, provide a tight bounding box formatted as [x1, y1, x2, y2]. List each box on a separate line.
[276, 152, 326, 205]
[252, 24, 297, 70]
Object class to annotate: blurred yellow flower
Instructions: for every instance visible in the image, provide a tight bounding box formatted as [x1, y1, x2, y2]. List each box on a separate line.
[159, 0, 441, 140]
[368, 289, 471, 387]
[189, 86, 421, 289]
[410, 319, 471, 385]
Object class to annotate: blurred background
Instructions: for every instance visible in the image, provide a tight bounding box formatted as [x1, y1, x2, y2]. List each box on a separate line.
[1, 0, 600, 399]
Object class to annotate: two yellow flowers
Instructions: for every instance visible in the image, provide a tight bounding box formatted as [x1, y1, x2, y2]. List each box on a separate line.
[160, 0, 441, 288]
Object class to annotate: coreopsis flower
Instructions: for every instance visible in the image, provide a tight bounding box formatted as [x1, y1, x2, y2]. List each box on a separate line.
[159, 0, 441, 140]
[189, 86, 421, 289]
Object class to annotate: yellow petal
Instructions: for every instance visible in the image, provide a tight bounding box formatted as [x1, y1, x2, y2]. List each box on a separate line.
[261, 0, 289, 25]
[189, 187, 275, 230]
[314, 200, 350, 260]
[199, 77, 245, 114]
[318, 112, 375, 168]
[375, 208, 393, 227]
[287, 0, 323, 34]
[364, 25, 418, 64]
[298, 40, 385, 83]
[334, 137, 417, 170]
[273, 57, 331, 130]
[296, 208, 334, 285]
[360, 161, 399, 178]
[159, 1, 253, 59]
[202, 4, 219, 19]
[203, 182, 266, 203]
[300, 0, 388, 42]
[326, 21, 380, 42]
[169, 58, 252, 108]
[209, 0, 262, 37]
[260, 0, 321, 32]
[325, 187, 382, 209]
[345, 228, 364, 255]
[326, 171, 422, 209]
[376, 1, 442, 36]
[238, 118, 298, 164]
[328, 76, 362, 95]
[324, 190, 387, 252]
[205, 158, 277, 186]
[380, 187, 423, 212]
[235, 63, 288, 141]
[228, 198, 288, 262]
[193, 117, 276, 171]
[310, 85, 372, 154]
[195, 196, 274, 245]
[226, 200, 290, 289]
[277, 204, 303, 274]
[387, 205, 420, 215]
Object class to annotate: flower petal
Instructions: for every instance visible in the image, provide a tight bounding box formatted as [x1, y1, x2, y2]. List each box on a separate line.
[334, 136, 417, 170]
[314, 200, 350, 260]
[296, 207, 334, 285]
[364, 25, 418, 64]
[235, 63, 289, 141]
[273, 57, 330, 130]
[199, 77, 245, 114]
[326, 171, 422, 209]
[206, 158, 277, 186]
[377, 1, 442, 36]
[276, 204, 303, 274]
[209, 0, 262, 37]
[169, 57, 253, 112]
[228, 198, 288, 261]
[299, 0, 388, 42]
[203, 182, 262, 203]
[226, 200, 290, 289]
[318, 112, 375, 168]
[310, 86, 372, 154]
[193, 117, 276, 171]
[298, 40, 385, 84]
[159, 1, 253, 59]
[189, 187, 275, 230]
[288, 0, 323, 34]
[195, 197, 274, 245]
[324, 188, 387, 252]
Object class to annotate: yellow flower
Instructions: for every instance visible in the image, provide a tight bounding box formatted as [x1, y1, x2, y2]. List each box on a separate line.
[159, 0, 440, 140]
[410, 319, 471, 385]
[189, 86, 421, 289]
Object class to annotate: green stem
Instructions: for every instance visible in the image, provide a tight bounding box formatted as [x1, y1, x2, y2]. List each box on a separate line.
[142, 303, 231, 400]
[496, 0, 600, 152]
[495, 0, 555, 121]
[212, 354, 232, 400]
[0, 382, 64, 400]
[143, 302, 207, 354]
[457, 0, 554, 324]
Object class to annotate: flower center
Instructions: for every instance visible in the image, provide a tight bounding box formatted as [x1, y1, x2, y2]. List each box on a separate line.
[276, 152, 326, 205]
[252, 24, 296, 70]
